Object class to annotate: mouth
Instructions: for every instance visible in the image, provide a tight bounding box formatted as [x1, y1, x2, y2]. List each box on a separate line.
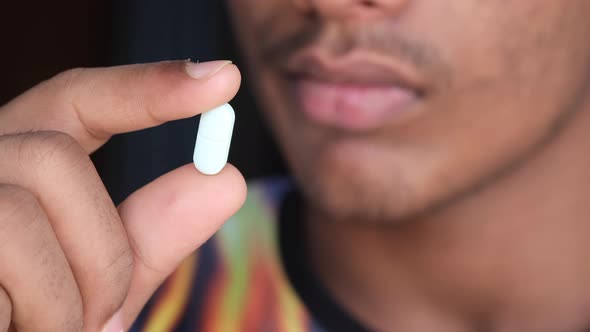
[283, 50, 426, 132]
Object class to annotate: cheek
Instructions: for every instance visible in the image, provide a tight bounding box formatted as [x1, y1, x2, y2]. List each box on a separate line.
[401, 58, 586, 211]
[405, 92, 557, 206]
[400, 2, 590, 200]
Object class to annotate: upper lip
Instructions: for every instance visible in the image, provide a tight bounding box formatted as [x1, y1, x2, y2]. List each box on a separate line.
[282, 49, 426, 93]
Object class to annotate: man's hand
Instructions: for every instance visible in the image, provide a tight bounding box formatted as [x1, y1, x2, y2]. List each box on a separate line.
[0, 60, 246, 332]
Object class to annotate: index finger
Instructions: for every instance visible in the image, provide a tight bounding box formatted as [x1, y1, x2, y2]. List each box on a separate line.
[0, 60, 240, 152]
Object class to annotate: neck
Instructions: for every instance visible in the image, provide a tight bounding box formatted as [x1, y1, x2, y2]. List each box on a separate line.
[306, 107, 590, 332]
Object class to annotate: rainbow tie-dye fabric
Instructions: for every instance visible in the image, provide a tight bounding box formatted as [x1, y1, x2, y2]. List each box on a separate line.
[130, 178, 327, 332]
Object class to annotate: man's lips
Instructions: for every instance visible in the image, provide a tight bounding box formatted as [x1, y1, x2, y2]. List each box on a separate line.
[293, 78, 419, 131]
[283, 50, 425, 131]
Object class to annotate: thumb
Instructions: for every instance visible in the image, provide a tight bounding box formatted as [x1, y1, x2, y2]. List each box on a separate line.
[105, 163, 246, 331]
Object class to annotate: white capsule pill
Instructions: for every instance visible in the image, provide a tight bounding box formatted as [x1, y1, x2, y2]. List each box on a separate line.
[193, 103, 235, 175]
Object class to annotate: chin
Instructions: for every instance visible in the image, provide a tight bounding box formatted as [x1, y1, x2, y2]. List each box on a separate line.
[299, 171, 420, 225]
[289, 145, 426, 225]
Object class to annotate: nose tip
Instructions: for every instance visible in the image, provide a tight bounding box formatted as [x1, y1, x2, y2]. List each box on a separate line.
[293, 0, 408, 20]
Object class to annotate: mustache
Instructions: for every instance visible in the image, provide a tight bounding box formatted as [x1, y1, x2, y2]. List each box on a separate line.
[258, 16, 444, 75]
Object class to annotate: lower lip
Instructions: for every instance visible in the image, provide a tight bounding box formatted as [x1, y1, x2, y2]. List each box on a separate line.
[293, 79, 419, 131]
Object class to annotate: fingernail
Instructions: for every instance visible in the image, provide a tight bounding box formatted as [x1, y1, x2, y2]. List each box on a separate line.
[102, 311, 124, 332]
[185, 60, 232, 80]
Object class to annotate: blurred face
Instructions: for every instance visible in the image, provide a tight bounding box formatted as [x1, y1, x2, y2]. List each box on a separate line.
[225, 0, 590, 223]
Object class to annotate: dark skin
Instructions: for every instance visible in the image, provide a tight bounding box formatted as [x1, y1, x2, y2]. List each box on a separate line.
[225, 0, 590, 331]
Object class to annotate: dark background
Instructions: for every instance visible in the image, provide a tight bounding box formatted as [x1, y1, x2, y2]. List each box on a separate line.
[0, 0, 287, 204]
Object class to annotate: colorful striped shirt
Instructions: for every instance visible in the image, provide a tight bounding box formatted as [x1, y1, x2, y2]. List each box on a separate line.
[130, 178, 339, 332]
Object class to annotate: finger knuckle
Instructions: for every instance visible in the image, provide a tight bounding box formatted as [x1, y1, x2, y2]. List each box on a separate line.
[52, 68, 89, 97]
[47, 68, 92, 119]
[15, 131, 88, 171]
[0, 186, 45, 254]
[131, 62, 175, 122]
[0, 185, 43, 229]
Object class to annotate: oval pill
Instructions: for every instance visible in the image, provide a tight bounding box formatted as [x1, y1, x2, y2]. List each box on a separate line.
[193, 103, 235, 175]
